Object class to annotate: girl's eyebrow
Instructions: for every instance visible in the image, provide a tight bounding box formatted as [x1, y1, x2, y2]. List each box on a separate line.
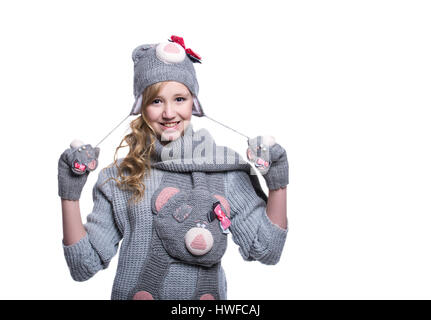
[174, 92, 190, 96]
[154, 92, 190, 99]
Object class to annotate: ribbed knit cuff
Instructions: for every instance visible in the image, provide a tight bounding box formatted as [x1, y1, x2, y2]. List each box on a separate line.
[62, 233, 95, 281]
[249, 210, 288, 265]
[63, 233, 90, 263]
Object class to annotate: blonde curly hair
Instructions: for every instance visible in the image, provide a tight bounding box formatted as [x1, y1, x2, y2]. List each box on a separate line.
[109, 81, 167, 203]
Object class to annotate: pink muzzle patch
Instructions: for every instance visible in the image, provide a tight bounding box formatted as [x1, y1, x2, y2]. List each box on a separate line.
[164, 42, 180, 54]
[255, 158, 270, 168]
[191, 234, 207, 250]
[74, 161, 86, 172]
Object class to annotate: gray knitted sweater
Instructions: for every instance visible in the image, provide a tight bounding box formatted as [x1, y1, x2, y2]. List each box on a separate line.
[62, 124, 288, 300]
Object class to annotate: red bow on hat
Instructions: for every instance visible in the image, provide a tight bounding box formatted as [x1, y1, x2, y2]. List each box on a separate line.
[169, 35, 202, 63]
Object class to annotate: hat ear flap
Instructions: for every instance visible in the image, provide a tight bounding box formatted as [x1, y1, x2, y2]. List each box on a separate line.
[192, 96, 204, 117]
[132, 44, 156, 64]
[130, 94, 143, 115]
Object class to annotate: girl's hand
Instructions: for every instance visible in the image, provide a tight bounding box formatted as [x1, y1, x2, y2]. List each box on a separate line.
[246, 136, 288, 190]
[58, 140, 100, 201]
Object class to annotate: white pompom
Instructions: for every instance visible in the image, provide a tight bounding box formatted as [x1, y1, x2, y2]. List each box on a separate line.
[70, 139, 85, 149]
[262, 135, 276, 146]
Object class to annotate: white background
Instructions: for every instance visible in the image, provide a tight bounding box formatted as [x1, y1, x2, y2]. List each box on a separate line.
[0, 0, 430, 299]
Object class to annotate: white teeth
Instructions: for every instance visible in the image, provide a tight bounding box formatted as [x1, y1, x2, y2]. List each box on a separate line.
[162, 121, 179, 127]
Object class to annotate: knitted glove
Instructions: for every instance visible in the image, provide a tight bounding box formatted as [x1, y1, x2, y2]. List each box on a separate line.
[246, 136, 288, 190]
[58, 140, 100, 201]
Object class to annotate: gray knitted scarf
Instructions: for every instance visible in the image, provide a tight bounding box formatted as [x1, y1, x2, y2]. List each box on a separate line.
[131, 124, 266, 300]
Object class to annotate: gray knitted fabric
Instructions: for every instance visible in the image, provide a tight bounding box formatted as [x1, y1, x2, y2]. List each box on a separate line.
[247, 136, 289, 190]
[150, 172, 228, 267]
[130, 37, 203, 117]
[58, 144, 100, 201]
[131, 171, 228, 299]
[62, 123, 288, 299]
[132, 41, 199, 101]
[263, 143, 289, 190]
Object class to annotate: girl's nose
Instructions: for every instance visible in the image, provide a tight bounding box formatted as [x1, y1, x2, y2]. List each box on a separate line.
[162, 102, 176, 119]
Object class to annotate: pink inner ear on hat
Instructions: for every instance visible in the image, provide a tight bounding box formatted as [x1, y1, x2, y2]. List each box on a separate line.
[164, 43, 180, 54]
[156, 187, 180, 212]
[214, 194, 231, 218]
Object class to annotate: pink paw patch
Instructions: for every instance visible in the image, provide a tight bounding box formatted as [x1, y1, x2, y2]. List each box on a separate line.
[87, 159, 97, 170]
[133, 291, 154, 300]
[200, 294, 215, 300]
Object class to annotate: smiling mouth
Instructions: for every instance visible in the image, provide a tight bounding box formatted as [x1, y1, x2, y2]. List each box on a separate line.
[160, 120, 181, 129]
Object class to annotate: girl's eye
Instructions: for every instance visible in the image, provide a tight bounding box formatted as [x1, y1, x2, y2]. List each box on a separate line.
[176, 97, 185, 102]
[152, 99, 162, 104]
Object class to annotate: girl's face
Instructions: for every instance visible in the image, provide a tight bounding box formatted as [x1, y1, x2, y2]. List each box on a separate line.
[144, 81, 193, 144]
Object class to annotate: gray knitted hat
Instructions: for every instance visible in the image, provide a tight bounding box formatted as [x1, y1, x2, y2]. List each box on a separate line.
[130, 35, 204, 117]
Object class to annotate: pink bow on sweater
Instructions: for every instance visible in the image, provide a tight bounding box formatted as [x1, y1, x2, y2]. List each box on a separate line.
[213, 203, 231, 230]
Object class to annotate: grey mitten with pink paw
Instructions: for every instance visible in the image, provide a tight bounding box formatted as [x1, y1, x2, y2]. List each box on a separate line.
[58, 140, 100, 201]
[247, 136, 289, 190]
